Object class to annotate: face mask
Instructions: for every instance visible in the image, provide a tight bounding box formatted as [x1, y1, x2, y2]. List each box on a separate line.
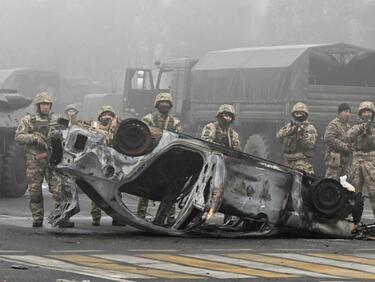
[360, 112, 373, 122]
[158, 104, 171, 114]
[100, 118, 111, 126]
[218, 116, 231, 128]
[294, 115, 307, 122]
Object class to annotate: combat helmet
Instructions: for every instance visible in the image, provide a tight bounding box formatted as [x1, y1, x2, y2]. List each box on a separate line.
[97, 105, 116, 121]
[216, 104, 236, 120]
[33, 91, 53, 105]
[64, 104, 79, 115]
[358, 101, 375, 115]
[291, 102, 308, 116]
[154, 92, 173, 108]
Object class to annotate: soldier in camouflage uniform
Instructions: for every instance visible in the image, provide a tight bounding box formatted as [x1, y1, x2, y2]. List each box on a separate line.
[201, 104, 241, 150]
[201, 104, 240, 224]
[64, 104, 79, 125]
[276, 102, 317, 174]
[15, 91, 62, 227]
[91, 105, 125, 226]
[324, 103, 352, 180]
[137, 93, 182, 223]
[347, 101, 375, 218]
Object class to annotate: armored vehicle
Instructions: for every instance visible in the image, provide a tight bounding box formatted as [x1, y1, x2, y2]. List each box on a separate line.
[0, 68, 77, 112]
[0, 89, 31, 197]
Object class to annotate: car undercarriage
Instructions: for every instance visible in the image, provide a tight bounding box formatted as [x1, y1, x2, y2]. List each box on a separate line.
[48, 119, 365, 238]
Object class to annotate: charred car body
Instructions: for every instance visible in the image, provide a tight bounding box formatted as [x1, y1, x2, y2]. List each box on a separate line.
[50, 119, 364, 238]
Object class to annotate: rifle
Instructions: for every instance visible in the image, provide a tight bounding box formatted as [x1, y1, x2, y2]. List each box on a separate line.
[290, 120, 304, 136]
[32, 117, 69, 161]
[358, 119, 375, 135]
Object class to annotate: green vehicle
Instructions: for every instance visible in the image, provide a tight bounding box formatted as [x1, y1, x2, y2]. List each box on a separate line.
[0, 68, 79, 113]
[121, 43, 375, 175]
[0, 89, 31, 197]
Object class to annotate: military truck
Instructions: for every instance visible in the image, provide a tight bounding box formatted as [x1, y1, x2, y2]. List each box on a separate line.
[122, 43, 375, 176]
[0, 68, 78, 112]
[0, 89, 31, 197]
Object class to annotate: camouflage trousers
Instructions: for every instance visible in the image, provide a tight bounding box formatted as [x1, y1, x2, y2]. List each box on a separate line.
[137, 197, 175, 224]
[349, 154, 375, 217]
[285, 157, 314, 174]
[325, 163, 350, 181]
[90, 201, 101, 221]
[137, 197, 149, 218]
[26, 158, 61, 222]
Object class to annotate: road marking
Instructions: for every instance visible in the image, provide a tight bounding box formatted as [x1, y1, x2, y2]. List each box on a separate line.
[266, 253, 375, 279]
[50, 254, 203, 280]
[0, 255, 139, 281]
[203, 248, 254, 252]
[277, 249, 326, 252]
[0, 250, 26, 253]
[127, 249, 177, 252]
[229, 253, 375, 279]
[141, 253, 295, 278]
[95, 254, 249, 279]
[191, 254, 338, 279]
[50, 250, 104, 253]
[356, 253, 375, 259]
[309, 253, 375, 266]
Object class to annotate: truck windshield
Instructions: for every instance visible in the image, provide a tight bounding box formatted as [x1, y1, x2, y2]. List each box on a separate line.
[158, 70, 173, 91]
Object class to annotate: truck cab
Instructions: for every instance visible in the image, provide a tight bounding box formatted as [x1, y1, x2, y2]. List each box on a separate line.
[123, 58, 198, 125]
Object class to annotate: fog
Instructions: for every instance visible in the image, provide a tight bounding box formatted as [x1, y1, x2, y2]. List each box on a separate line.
[1, 0, 375, 90]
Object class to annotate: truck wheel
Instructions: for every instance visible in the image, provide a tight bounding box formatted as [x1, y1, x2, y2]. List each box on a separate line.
[0, 141, 28, 197]
[244, 134, 270, 159]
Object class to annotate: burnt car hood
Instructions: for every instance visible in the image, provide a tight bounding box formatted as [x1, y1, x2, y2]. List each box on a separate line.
[51, 119, 363, 238]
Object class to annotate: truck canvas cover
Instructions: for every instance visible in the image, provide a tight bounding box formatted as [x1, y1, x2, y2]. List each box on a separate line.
[191, 43, 375, 103]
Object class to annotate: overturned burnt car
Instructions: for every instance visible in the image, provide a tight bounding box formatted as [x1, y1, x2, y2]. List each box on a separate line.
[49, 119, 364, 238]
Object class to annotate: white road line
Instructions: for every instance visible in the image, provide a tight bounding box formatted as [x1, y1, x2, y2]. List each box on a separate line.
[0, 250, 26, 253]
[95, 254, 253, 279]
[355, 249, 375, 252]
[276, 249, 326, 252]
[266, 253, 375, 274]
[0, 255, 148, 281]
[50, 250, 104, 253]
[186, 254, 339, 279]
[355, 253, 375, 259]
[203, 248, 254, 252]
[127, 249, 177, 252]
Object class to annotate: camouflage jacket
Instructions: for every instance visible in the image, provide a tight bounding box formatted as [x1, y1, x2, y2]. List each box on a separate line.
[15, 112, 60, 157]
[201, 121, 241, 150]
[142, 111, 182, 133]
[94, 117, 120, 146]
[324, 117, 351, 152]
[276, 120, 317, 159]
[347, 121, 375, 153]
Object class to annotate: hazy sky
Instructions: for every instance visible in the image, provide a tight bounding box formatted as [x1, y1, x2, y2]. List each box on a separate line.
[0, 0, 374, 85]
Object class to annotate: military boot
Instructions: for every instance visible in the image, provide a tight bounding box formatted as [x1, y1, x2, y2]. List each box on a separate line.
[58, 219, 75, 228]
[92, 218, 100, 226]
[112, 218, 126, 226]
[32, 219, 43, 228]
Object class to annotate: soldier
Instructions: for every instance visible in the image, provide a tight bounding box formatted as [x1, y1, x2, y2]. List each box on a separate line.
[276, 102, 317, 174]
[15, 91, 66, 227]
[64, 104, 79, 124]
[137, 93, 182, 223]
[201, 104, 240, 224]
[201, 104, 240, 150]
[91, 105, 125, 226]
[324, 103, 352, 180]
[347, 101, 375, 219]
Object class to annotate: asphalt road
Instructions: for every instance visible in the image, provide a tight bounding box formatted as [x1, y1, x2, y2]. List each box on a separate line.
[1, 190, 375, 282]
